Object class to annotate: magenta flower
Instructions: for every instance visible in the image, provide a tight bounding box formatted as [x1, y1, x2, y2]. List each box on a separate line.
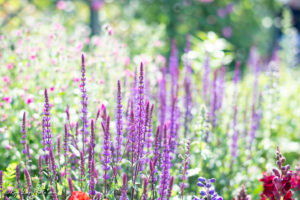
[222, 27, 233, 38]
[3, 96, 12, 103]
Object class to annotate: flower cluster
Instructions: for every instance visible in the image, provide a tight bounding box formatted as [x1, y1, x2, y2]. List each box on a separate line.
[234, 185, 252, 200]
[291, 162, 300, 191]
[194, 177, 223, 200]
[260, 147, 294, 200]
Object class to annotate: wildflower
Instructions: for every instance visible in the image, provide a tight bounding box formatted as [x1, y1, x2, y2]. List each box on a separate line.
[180, 140, 191, 197]
[0, 170, 2, 199]
[7, 63, 13, 69]
[25, 97, 33, 104]
[69, 191, 90, 200]
[291, 162, 300, 190]
[120, 174, 128, 200]
[115, 80, 123, 165]
[2, 76, 10, 84]
[260, 147, 294, 200]
[3, 96, 12, 104]
[196, 177, 223, 200]
[222, 27, 233, 38]
[234, 185, 252, 200]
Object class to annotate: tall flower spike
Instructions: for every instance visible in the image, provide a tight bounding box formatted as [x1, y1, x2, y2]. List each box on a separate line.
[142, 178, 149, 200]
[20, 112, 27, 155]
[101, 116, 111, 195]
[159, 67, 167, 127]
[16, 165, 23, 200]
[167, 176, 174, 200]
[51, 185, 58, 200]
[235, 185, 252, 200]
[231, 61, 241, 164]
[38, 156, 43, 183]
[63, 123, 69, 175]
[89, 159, 96, 198]
[24, 168, 32, 194]
[115, 80, 123, 165]
[120, 173, 128, 200]
[68, 175, 74, 194]
[183, 35, 193, 137]
[202, 53, 211, 103]
[210, 69, 219, 128]
[169, 39, 179, 99]
[158, 125, 170, 200]
[0, 170, 3, 199]
[80, 151, 85, 190]
[145, 104, 154, 156]
[80, 53, 89, 155]
[135, 62, 146, 171]
[42, 88, 52, 152]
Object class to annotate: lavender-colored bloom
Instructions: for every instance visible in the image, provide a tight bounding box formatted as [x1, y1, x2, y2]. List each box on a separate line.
[180, 140, 191, 197]
[0, 170, 2, 198]
[210, 69, 219, 127]
[20, 112, 27, 154]
[80, 151, 85, 190]
[183, 35, 193, 136]
[169, 39, 179, 99]
[196, 177, 223, 200]
[153, 126, 161, 165]
[158, 125, 170, 200]
[68, 175, 74, 194]
[89, 120, 96, 175]
[142, 178, 149, 200]
[158, 67, 167, 127]
[135, 63, 146, 170]
[95, 193, 102, 200]
[120, 173, 128, 200]
[216, 66, 226, 110]
[167, 176, 174, 200]
[89, 159, 96, 198]
[51, 185, 58, 200]
[101, 116, 111, 195]
[57, 137, 61, 165]
[49, 148, 57, 178]
[145, 104, 154, 156]
[16, 165, 23, 200]
[115, 80, 123, 164]
[231, 61, 241, 162]
[42, 88, 52, 152]
[80, 53, 89, 154]
[38, 156, 43, 183]
[63, 123, 69, 174]
[202, 53, 211, 103]
[169, 96, 179, 153]
[24, 168, 32, 193]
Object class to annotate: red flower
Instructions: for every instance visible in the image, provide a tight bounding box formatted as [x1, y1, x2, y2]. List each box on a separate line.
[292, 168, 300, 191]
[69, 191, 90, 200]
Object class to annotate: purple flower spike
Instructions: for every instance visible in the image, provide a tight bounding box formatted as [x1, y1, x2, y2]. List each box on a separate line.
[203, 53, 211, 103]
[142, 178, 149, 200]
[42, 88, 52, 152]
[20, 112, 27, 155]
[89, 159, 96, 198]
[0, 170, 3, 199]
[38, 156, 43, 183]
[24, 168, 32, 193]
[101, 115, 111, 195]
[159, 67, 167, 127]
[115, 80, 123, 165]
[167, 176, 174, 200]
[158, 125, 170, 200]
[51, 185, 58, 200]
[80, 151, 85, 190]
[63, 123, 69, 174]
[169, 39, 179, 98]
[16, 165, 23, 200]
[80, 53, 89, 154]
[68, 175, 74, 194]
[120, 173, 128, 200]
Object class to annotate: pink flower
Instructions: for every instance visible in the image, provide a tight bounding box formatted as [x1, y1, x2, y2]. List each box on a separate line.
[50, 87, 55, 92]
[222, 27, 233, 38]
[218, 8, 227, 18]
[99, 80, 104, 85]
[73, 77, 80, 82]
[57, 0, 66, 10]
[30, 55, 36, 60]
[3, 76, 10, 84]
[124, 57, 131, 66]
[3, 96, 12, 103]
[124, 69, 134, 77]
[92, 0, 103, 11]
[5, 144, 12, 150]
[26, 98, 33, 104]
[7, 63, 14, 69]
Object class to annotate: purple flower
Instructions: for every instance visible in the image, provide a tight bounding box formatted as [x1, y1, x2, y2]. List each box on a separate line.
[51, 185, 58, 200]
[169, 96, 179, 153]
[68, 175, 74, 194]
[120, 173, 128, 200]
[142, 178, 149, 200]
[158, 125, 170, 200]
[63, 123, 69, 174]
[101, 116, 111, 195]
[167, 176, 174, 200]
[210, 69, 219, 127]
[196, 177, 223, 200]
[42, 88, 52, 152]
[222, 27, 233, 38]
[169, 39, 179, 98]
[16, 165, 23, 200]
[89, 159, 96, 198]
[145, 104, 154, 156]
[115, 80, 123, 164]
[80, 151, 85, 190]
[38, 156, 43, 183]
[158, 67, 167, 127]
[203, 53, 211, 103]
[20, 112, 27, 154]
[24, 168, 32, 193]
[80, 53, 89, 154]
[0, 170, 2, 198]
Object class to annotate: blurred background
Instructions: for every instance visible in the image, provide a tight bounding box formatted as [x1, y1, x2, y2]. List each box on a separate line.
[1, 0, 299, 67]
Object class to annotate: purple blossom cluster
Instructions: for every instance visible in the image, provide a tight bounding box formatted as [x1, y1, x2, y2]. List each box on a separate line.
[195, 177, 223, 200]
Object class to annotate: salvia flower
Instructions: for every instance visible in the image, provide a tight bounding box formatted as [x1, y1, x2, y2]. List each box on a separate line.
[158, 125, 170, 200]
[101, 115, 111, 195]
[167, 176, 174, 200]
[80, 53, 89, 153]
[20, 112, 27, 154]
[51, 185, 58, 200]
[142, 178, 149, 200]
[16, 165, 23, 200]
[195, 177, 223, 200]
[115, 80, 123, 164]
[24, 168, 32, 194]
[120, 173, 128, 200]
[68, 175, 74, 194]
[0, 170, 3, 199]
[42, 88, 52, 152]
